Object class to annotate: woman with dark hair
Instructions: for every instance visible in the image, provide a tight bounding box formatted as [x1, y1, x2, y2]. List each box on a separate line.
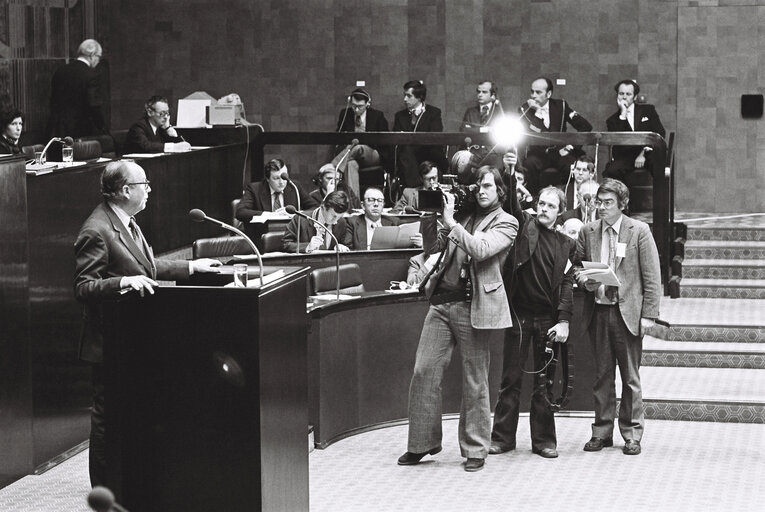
[0, 108, 24, 155]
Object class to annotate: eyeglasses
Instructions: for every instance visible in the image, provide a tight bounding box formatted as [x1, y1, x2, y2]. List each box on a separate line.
[594, 199, 616, 208]
[365, 198, 384, 204]
[127, 181, 151, 190]
[351, 104, 368, 111]
[152, 109, 171, 118]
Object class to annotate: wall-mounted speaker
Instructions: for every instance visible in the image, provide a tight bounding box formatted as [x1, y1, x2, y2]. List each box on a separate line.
[741, 94, 763, 119]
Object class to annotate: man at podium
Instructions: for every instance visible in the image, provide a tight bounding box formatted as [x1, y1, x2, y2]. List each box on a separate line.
[74, 160, 221, 487]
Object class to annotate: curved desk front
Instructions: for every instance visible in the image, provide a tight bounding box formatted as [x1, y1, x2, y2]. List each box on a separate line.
[307, 289, 595, 449]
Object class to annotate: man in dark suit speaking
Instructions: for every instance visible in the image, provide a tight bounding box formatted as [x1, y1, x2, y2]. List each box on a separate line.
[47, 39, 108, 138]
[74, 160, 221, 487]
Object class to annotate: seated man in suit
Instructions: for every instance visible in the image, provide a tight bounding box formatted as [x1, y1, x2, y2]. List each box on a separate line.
[604, 79, 666, 182]
[236, 158, 319, 223]
[331, 88, 389, 198]
[123, 95, 190, 154]
[74, 160, 221, 487]
[393, 80, 448, 189]
[390, 160, 440, 213]
[518, 77, 593, 193]
[282, 190, 351, 253]
[345, 187, 423, 250]
[565, 155, 596, 210]
[559, 179, 599, 225]
[308, 162, 361, 210]
[451, 80, 505, 175]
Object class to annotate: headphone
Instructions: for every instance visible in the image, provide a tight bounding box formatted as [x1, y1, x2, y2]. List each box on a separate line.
[347, 88, 372, 103]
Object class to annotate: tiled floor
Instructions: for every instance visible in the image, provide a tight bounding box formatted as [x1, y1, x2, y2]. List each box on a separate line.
[2, 417, 764, 512]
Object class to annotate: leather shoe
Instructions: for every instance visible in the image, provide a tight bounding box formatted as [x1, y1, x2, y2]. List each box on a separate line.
[623, 440, 641, 455]
[488, 443, 515, 455]
[532, 447, 559, 458]
[464, 458, 485, 472]
[397, 446, 442, 465]
[583, 437, 613, 452]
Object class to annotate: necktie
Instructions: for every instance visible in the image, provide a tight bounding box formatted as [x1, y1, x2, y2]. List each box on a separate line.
[129, 217, 149, 260]
[606, 226, 618, 302]
[626, 106, 634, 130]
[355, 115, 362, 127]
[272, 192, 281, 211]
[480, 105, 489, 124]
[410, 109, 419, 125]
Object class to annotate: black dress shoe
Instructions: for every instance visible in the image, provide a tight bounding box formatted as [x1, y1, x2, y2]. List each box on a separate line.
[464, 458, 485, 472]
[488, 443, 515, 455]
[583, 437, 614, 452]
[623, 440, 641, 455]
[532, 447, 559, 458]
[397, 446, 442, 465]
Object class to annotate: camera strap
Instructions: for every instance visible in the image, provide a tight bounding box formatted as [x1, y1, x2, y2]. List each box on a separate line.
[537, 339, 574, 412]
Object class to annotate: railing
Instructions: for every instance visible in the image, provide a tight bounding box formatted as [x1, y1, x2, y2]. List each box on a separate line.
[251, 131, 671, 287]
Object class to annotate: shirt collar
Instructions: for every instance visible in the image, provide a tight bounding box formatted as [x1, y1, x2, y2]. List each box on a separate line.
[77, 56, 91, 66]
[602, 214, 624, 235]
[108, 202, 133, 231]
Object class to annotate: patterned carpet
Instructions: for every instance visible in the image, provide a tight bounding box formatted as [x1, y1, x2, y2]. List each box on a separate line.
[1, 417, 764, 512]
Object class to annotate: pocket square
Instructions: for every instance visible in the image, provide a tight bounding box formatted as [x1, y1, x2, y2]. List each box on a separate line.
[641, 116, 649, 122]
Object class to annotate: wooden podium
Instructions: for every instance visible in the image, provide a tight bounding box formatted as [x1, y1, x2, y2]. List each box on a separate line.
[102, 267, 309, 512]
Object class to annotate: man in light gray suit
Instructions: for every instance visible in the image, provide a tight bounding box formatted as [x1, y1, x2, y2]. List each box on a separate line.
[574, 178, 661, 456]
[397, 166, 518, 472]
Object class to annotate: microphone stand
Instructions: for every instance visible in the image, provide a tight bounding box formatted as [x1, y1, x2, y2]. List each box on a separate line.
[281, 174, 301, 252]
[285, 206, 341, 300]
[333, 138, 359, 180]
[188, 209, 266, 287]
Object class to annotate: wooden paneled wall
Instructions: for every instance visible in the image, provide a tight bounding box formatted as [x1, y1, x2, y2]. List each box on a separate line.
[3, 0, 762, 212]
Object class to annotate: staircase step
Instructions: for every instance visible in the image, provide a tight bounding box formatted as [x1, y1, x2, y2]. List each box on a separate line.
[680, 259, 765, 279]
[679, 278, 765, 299]
[643, 336, 765, 369]
[659, 297, 765, 343]
[686, 225, 765, 242]
[683, 240, 765, 260]
[617, 367, 765, 423]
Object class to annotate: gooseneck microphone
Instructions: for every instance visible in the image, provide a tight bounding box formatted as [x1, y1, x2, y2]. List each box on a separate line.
[280, 172, 301, 211]
[87, 486, 130, 512]
[188, 208, 265, 287]
[284, 205, 341, 300]
[333, 138, 359, 181]
[38, 136, 74, 164]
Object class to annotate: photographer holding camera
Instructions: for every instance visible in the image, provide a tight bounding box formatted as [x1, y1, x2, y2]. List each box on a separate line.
[488, 150, 576, 459]
[398, 165, 518, 473]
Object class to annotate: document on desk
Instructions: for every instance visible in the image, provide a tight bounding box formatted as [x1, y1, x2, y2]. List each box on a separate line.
[122, 153, 165, 159]
[580, 261, 620, 287]
[249, 212, 293, 224]
[370, 221, 420, 249]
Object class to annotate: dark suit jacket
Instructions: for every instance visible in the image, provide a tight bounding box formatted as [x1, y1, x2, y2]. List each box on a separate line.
[343, 214, 399, 250]
[558, 206, 596, 225]
[123, 117, 184, 154]
[519, 98, 592, 157]
[281, 207, 348, 253]
[503, 187, 575, 322]
[74, 202, 189, 363]
[574, 215, 662, 336]
[460, 103, 502, 132]
[606, 103, 666, 161]
[235, 181, 318, 222]
[336, 106, 389, 133]
[0, 136, 22, 155]
[47, 60, 107, 138]
[392, 105, 447, 187]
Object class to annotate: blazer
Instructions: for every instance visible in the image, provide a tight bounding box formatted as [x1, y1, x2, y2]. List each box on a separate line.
[74, 202, 189, 363]
[235, 181, 318, 222]
[123, 117, 184, 154]
[47, 59, 107, 138]
[282, 207, 349, 253]
[460, 103, 502, 132]
[343, 214, 399, 250]
[424, 207, 518, 329]
[606, 103, 666, 161]
[393, 104, 448, 184]
[336, 106, 389, 133]
[519, 97, 592, 134]
[574, 215, 662, 336]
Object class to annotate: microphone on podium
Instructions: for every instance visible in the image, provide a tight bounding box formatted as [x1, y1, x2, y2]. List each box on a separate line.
[333, 138, 359, 180]
[38, 136, 74, 164]
[280, 172, 301, 211]
[284, 205, 342, 300]
[188, 208, 265, 286]
[87, 486, 130, 512]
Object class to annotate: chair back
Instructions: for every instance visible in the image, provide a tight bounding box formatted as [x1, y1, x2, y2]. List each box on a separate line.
[22, 144, 44, 158]
[232, 198, 242, 229]
[76, 135, 115, 158]
[72, 140, 102, 161]
[111, 129, 129, 157]
[309, 263, 365, 295]
[192, 236, 252, 259]
[261, 231, 286, 253]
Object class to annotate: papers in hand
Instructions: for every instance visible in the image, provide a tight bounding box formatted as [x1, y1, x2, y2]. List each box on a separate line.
[580, 261, 620, 287]
[370, 221, 421, 249]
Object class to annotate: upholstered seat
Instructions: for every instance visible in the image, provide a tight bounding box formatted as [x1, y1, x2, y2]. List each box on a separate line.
[309, 263, 365, 295]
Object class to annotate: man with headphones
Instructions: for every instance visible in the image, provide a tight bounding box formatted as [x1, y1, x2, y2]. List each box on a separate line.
[518, 77, 593, 194]
[393, 80, 448, 190]
[604, 79, 666, 182]
[331, 88, 389, 199]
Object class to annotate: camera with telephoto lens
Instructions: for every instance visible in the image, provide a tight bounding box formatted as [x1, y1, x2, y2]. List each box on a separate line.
[417, 174, 477, 214]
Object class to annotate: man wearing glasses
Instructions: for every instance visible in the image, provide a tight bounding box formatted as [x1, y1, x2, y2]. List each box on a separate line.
[123, 95, 190, 154]
[573, 178, 661, 456]
[331, 88, 389, 198]
[344, 187, 422, 250]
[74, 160, 221, 487]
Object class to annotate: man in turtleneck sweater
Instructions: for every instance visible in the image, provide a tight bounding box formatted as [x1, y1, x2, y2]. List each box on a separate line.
[398, 165, 518, 473]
